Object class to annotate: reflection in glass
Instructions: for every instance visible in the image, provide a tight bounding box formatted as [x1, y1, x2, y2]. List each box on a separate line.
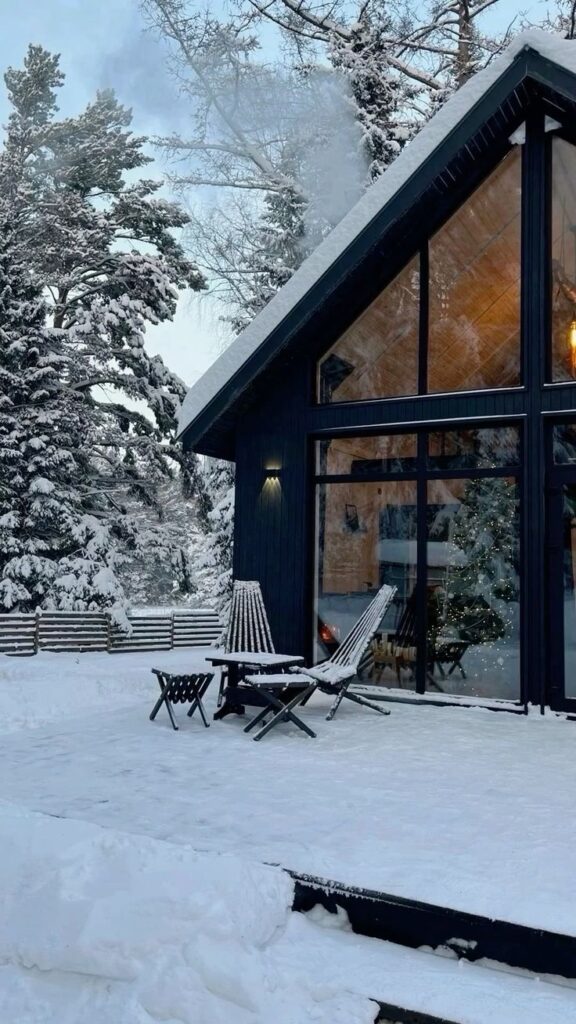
[551, 138, 576, 382]
[314, 481, 416, 682]
[428, 150, 521, 394]
[426, 478, 520, 699]
[553, 423, 576, 464]
[428, 426, 520, 471]
[317, 434, 418, 476]
[317, 256, 419, 403]
[553, 422, 576, 463]
[562, 483, 576, 698]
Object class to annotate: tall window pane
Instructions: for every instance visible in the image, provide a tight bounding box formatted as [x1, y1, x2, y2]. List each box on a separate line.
[314, 481, 416, 682]
[426, 477, 520, 699]
[428, 150, 522, 394]
[317, 256, 419, 403]
[551, 138, 576, 382]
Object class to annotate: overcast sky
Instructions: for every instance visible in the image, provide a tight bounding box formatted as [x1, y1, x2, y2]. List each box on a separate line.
[0, 0, 554, 387]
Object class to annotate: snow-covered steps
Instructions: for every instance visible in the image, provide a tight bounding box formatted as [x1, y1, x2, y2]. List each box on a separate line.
[282, 905, 576, 1024]
[291, 871, 576, 980]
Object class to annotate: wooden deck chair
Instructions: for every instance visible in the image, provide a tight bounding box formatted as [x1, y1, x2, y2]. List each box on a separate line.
[373, 587, 468, 692]
[245, 583, 397, 724]
[216, 580, 275, 707]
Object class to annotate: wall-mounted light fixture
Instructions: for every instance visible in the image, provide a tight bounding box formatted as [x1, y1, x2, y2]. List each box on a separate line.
[264, 466, 282, 480]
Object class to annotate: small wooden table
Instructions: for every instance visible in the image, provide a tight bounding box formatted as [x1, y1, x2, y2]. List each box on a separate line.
[207, 651, 305, 718]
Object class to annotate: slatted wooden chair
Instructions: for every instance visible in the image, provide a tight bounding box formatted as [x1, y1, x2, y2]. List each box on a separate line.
[244, 583, 397, 734]
[216, 580, 276, 707]
[150, 669, 214, 731]
[371, 588, 469, 691]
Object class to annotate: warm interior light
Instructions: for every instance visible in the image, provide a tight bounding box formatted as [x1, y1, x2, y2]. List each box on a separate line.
[568, 318, 576, 375]
[319, 622, 340, 644]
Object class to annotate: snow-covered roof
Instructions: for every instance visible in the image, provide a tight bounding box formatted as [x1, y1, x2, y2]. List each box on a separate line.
[178, 30, 576, 443]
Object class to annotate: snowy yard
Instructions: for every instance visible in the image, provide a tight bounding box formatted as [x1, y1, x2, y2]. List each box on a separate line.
[2, 649, 576, 1022]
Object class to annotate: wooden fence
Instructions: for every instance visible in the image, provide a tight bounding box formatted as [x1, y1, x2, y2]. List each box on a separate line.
[0, 608, 223, 657]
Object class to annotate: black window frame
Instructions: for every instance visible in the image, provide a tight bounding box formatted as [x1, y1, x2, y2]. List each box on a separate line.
[312, 418, 524, 701]
[315, 147, 525, 407]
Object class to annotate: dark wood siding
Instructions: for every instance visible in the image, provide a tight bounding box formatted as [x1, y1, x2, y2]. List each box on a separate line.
[233, 360, 311, 654]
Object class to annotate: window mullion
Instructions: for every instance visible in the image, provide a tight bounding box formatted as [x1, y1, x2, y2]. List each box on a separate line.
[419, 243, 429, 395]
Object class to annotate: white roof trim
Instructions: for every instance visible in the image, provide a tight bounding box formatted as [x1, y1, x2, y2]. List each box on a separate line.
[178, 30, 576, 440]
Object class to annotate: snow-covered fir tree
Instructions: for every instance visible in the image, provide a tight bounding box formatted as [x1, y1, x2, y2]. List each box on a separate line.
[118, 475, 212, 606]
[198, 460, 235, 614]
[432, 478, 519, 644]
[0, 203, 101, 611]
[0, 45, 207, 615]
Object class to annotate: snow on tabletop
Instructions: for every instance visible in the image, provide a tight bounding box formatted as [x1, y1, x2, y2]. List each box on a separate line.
[178, 30, 576, 438]
[2, 650, 576, 940]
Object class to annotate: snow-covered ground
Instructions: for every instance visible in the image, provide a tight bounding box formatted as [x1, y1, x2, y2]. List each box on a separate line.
[0, 648, 218, 734]
[2, 648, 576, 1022]
[1, 649, 575, 933]
[2, 802, 575, 1024]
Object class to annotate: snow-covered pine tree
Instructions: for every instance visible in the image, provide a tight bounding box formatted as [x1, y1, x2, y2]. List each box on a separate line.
[0, 45, 207, 615]
[228, 182, 307, 334]
[0, 195, 114, 611]
[323, 13, 418, 180]
[118, 474, 212, 606]
[197, 460, 235, 614]
[435, 478, 519, 644]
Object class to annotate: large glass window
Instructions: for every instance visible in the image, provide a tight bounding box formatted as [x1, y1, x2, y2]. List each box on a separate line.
[428, 149, 522, 393]
[314, 426, 521, 701]
[426, 477, 520, 699]
[315, 480, 416, 663]
[551, 138, 576, 382]
[317, 151, 522, 404]
[317, 256, 420, 403]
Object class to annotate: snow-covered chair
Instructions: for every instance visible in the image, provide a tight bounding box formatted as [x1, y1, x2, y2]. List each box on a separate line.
[244, 583, 397, 727]
[216, 580, 275, 707]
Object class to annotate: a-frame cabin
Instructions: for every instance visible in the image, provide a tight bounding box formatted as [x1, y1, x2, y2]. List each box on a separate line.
[179, 31, 576, 712]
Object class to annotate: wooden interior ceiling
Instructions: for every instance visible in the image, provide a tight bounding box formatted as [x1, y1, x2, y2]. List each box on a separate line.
[321, 256, 420, 402]
[428, 148, 522, 393]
